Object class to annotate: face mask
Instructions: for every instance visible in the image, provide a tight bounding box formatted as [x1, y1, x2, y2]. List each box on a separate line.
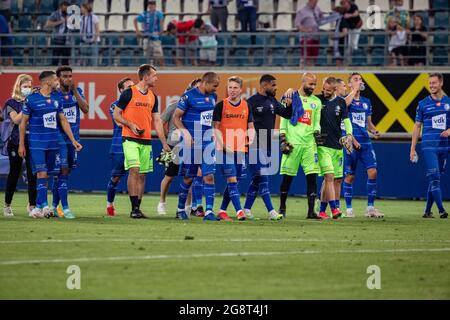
[21, 87, 32, 97]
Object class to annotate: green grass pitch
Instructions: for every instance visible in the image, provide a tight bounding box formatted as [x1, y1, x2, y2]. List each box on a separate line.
[0, 191, 449, 300]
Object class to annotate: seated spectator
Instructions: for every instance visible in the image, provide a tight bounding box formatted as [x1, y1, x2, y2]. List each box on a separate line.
[0, 13, 12, 66]
[79, 3, 100, 67]
[295, 0, 323, 67]
[209, 0, 230, 32]
[408, 14, 427, 66]
[171, 18, 199, 66]
[385, 0, 410, 29]
[387, 17, 407, 66]
[45, 1, 71, 66]
[196, 20, 218, 66]
[134, 0, 165, 66]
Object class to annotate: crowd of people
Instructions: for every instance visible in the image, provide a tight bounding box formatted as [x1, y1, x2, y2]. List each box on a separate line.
[1, 64, 449, 220]
[0, 0, 443, 67]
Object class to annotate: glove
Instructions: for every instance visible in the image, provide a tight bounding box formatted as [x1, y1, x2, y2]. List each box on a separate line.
[313, 131, 327, 145]
[156, 150, 174, 168]
[339, 135, 354, 155]
[280, 134, 294, 154]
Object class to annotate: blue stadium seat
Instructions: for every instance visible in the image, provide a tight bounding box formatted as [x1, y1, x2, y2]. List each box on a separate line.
[372, 31, 386, 47]
[434, 11, 449, 29]
[161, 35, 176, 66]
[350, 48, 367, 66]
[123, 34, 138, 47]
[230, 48, 248, 66]
[274, 33, 290, 46]
[216, 33, 232, 47]
[12, 35, 31, 66]
[36, 15, 48, 29]
[11, 0, 19, 14]
[22, 0, 35, 12]
[432, 47, 448, 65]
[250, 48, 266, 66]
[434, 33, 449, 45]
[271, 48, 288, 66]
[40, 1, 56, 13]
[18, 15, 32, 29]
[316, 48, 328, 66]
[33, 35, 50, 66]
[371, 48, 385, 66]
[255, 33, 269, 46]
[433, 0, 449, 9]
[236, 34, 251, 46]
[119, 49, 135, 66]
[358, 32, 369, 50]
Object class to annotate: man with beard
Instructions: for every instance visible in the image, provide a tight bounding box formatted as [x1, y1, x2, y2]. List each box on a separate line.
[243, 74, 292, 221]
[316, 77, 353, 219]
[279, 73, 323, 219]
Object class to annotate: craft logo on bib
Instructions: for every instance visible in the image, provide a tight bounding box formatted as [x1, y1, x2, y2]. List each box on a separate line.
[43, 112, 57, 129]
[200, 110, 213, 126]
[352, 112, 366, 127]
[64, 106, 77, 123]
[432, 114, 446, 130]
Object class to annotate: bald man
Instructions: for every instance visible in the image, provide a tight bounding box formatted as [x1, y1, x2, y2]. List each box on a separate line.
[280, 73, 323, 219]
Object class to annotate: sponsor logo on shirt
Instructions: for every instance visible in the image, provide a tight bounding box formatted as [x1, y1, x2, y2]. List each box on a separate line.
[136, 102, 150, 107]
[352, 112, 366, 127]
[432, 114, 446, 130]
[298, 110, 312, 125]
[200, 110, 213, 126]
[64, 106, 77, 124]
[310, 103, 317, 109]
[43, 112, 57, 129]
[445, 104, 450, 111]
[54, 101, 59, 108]
[363, 103, 368, 110]
[72, 96, 77, 102]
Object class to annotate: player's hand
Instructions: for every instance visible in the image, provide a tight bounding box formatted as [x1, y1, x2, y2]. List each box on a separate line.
[69, 81, 77, 92]
[18, 144, 26, 158]
[162, 143, 171, 152]
[410, 149, 418, 163]
[183, 132, 193, 148]
[440, 129, 450, 138]
[353, 137, 361, 150]
[72, 141, 83, 152]
[314, 131, 327, 145]
[280, 134, 293, 154]
[129, 123, 142, 136]
[371, 130, 381, 139]
[284, 88, 295, 100]
[136, 31, 143, 38]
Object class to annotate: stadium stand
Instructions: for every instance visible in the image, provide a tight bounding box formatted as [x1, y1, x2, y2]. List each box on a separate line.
[0, 0, 449, 67]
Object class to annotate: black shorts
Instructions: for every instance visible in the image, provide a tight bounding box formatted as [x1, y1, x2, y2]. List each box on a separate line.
[164, 144, 180, 177]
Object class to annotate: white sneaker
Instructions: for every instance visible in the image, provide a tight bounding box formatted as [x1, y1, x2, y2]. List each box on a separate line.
[268, 209, 283, 221]
[157, 202, 167, 215]
[366, 207, 384, 218]
[344, 209, 354, 218]
[3, 206, 14, 217]
[42, 207, 52, 218]
[30, 207, 44, 219]
[26, 204, 34, 215]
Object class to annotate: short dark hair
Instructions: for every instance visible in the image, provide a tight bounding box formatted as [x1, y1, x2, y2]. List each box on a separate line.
[202, 72, 219, 83]
[429, 72, 443, 82]
[186, 78, 201, 91]
[260, 74, 276, 85]
[59, 1, 70, 7]
[324, 76, 337, 86]
[56, 65, 72, 77]
[167, 22, 176, 32]
[194, 18, 204, 29]
[348, 72, 362, 82]
[39, 71, 56, 82]
[118, 77, 132, 91]
[137, 64, 156, 80]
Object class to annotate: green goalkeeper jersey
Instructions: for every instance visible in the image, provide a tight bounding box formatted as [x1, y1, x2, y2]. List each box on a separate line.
[280, 94, 322, 146]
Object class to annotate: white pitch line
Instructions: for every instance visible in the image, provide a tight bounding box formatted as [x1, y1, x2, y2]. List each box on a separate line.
[0, 248, 450, 266]
[1, 238, 450, 244]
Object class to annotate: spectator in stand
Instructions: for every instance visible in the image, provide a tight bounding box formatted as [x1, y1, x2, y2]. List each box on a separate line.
[387, 16, 407, 66]
[237, 0, 257, 33]
[195, 19, 218, 66]
[209, 0, 230, 32]
[385, 0, 410, 29]
[295, 0, 323, 67]
[134, 0, 165, 66]
[0, 13, 12, 66]
[46, 1, 71, 66]
[172, 18, 198, 66]
[408, 14, 427, 66]
[0, 0, 11, 23]
[79, 2, 100, 67]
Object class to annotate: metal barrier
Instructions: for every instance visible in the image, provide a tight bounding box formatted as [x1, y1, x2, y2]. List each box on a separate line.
[0, 30, 449, 67]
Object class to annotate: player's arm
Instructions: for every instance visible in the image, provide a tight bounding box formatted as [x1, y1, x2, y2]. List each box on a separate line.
[110, 104, 122, 127]
[212, 101, 227, 152]
[18, 114, 29, 158]
[151, 97, 170, 152]
[313, 102, 326, 145]
[410, 121, 422, 162]
[72, 87, 89, 114]
[367, 116, 380, 139]
[58, 112, 82, 151]
[247, 107, 255, 146]
[8, 110, 22, 125]
[279, 117, 293, 154]
[174, 95, 193, 147]
[345, 86, 358, 107]
[275, 100, 293, 119]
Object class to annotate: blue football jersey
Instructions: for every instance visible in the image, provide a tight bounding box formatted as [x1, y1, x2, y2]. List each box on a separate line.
[51, 87, 84, 144]
[22, 92, 63, 150]
[177, 87, 217, 147]
[109, 100, 123, 155]
[348, 96, 372, 144]
[415, 95, 450, 152]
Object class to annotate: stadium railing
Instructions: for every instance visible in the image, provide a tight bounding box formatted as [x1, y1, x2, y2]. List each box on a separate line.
[0, 30, 448, 68]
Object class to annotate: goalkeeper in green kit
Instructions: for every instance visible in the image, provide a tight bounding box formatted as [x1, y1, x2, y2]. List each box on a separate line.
[279, 73, 324, 219]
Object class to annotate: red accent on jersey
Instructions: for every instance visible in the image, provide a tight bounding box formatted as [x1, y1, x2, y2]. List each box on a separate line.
[298, 110, 312, 125]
